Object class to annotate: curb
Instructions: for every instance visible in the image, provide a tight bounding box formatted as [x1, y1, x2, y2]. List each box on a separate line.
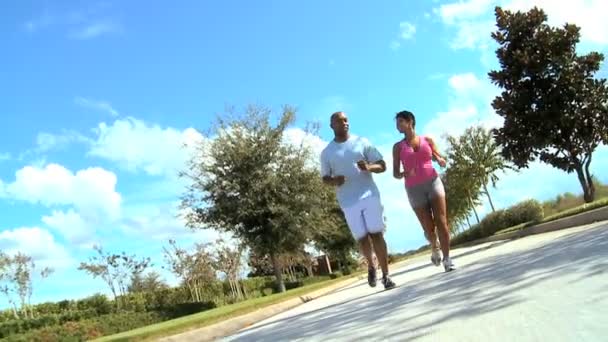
[459, 205, 608, 246]
[158, 275, 364, 342]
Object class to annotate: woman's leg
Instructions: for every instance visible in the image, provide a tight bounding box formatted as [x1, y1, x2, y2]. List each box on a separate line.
[429, 177, 454, 271]
[412, 206, 438, 250]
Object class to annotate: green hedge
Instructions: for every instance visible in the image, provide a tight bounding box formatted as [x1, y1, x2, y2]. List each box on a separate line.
[3, 312, 164, 342]
[452, 199, 544, 245]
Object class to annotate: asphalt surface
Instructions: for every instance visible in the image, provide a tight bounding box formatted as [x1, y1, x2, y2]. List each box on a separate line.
[224, 221, 608, 342]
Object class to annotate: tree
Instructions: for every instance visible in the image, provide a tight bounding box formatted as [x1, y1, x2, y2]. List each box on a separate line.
[180, 105, 325, 292]
[441, 163, 483, 232]
[213, 239, 246, 301]
[310, 188, 357, 272]
[162, 239, 216, 302]
[247, 249, 274, 278]
[0, 252, 53, 319]
[446, 126, 512, 212]
[78, 245, 151, 310]
[488, 6, 608, 203]
[128, 271, 168, 293]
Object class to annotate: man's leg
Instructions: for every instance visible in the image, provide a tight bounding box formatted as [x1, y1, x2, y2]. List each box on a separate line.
[363, 196, 395, 289]
[358, 235, 377, 287]
[342, 203, 377, 287]
[370, 233, 389, 276]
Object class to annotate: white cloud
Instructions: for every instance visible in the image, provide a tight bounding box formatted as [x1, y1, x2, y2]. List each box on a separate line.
[75, 97, 119, 116]
[391, 21, 416, 50]
[120, 201, 220, 243]
[36, 131, 90, 152]
[283, 127, 327, 158]
[69, 21, 122, 40]
[0, 227, 72, 270]
[423, 73, 502, 144]
[436, 0, 493, 25]
[24, 13, 55, 33]
[448, 72, 483, 93]
[435, 0, 608, 57]
[399, 22, 416, 40]
[24, 5, 122, 41]
[42, 209, 96, 247]
[88, 117, 204, 178]
[4, 163, 121, 220]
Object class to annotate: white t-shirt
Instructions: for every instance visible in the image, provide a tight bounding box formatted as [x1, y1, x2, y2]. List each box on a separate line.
[320, 135, 383, 208]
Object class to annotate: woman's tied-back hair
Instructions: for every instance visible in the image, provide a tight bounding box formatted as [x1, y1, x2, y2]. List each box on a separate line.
[395, 110, 416, 128]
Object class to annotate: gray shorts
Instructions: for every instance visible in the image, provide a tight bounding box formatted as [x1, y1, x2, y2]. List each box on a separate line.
[405, 176, 445, 209]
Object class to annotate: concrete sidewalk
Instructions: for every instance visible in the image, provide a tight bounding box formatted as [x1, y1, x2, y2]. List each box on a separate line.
[226, 221, 608, 341]
[163, 206, 608, 341]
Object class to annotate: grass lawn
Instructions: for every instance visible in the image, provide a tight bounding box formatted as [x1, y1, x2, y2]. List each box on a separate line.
[94, 273, 363, 342]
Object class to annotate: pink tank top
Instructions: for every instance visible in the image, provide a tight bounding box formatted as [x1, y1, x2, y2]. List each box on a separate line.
[400, 136, 438, 187]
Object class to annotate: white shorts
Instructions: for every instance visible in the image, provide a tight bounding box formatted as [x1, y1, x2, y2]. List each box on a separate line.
[342, 196, 386, 241]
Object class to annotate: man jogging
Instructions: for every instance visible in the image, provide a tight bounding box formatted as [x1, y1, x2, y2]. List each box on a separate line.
[320, 111, 396, 289]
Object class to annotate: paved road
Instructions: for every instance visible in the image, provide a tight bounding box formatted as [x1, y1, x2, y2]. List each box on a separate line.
[224, 221, 608, 342]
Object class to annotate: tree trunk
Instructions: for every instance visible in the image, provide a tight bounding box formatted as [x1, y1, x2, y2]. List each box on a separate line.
[575, 163, 595, 203]
[483, 183, 495, 212]
[468, 196, 480, 223]
[270, 252, 286, 293]
[583, 154, 595, 203]
[11, 302, 19, 320]
[465, 215, 472, 229]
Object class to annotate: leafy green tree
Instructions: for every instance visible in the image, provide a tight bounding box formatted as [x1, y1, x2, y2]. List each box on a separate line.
[180, 105, 325, 292]
[488, 6, 608, 203]
[128, 271, 168, 293]
[162, 239, 216, 302]
[78, 245, 151, 310]
[446, 126, 512, 212]
[310, 185, 357, 271]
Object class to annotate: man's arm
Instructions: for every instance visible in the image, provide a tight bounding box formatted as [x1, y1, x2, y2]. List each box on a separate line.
[321, 150, 346, 186]
[359, 138, 387, 173]
[323, 175, 346, 186]
[358, 160, 386, 173]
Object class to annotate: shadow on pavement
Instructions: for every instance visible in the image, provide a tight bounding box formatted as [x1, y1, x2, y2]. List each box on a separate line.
[331, 239, 512, 294]
[225, 223, 608, 341]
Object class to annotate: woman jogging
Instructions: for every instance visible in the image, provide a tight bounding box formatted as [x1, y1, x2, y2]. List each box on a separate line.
[392, 110, 455, 272]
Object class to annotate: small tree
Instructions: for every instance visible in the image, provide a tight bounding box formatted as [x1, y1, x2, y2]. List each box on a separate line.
[162, 239, 216, 302]
[128, 271, 168, 293]
[78, 245, 151, 310]
[213, 239, 246, 301]
[0, 252, 53, 319]
[446, 126, 512, 212]
[489, 6, 608, 202]
[181, 105, 325, 292]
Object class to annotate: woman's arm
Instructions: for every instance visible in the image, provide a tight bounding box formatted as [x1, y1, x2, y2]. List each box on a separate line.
[425, 136, 447, 167]
[392, 142, 404, 179]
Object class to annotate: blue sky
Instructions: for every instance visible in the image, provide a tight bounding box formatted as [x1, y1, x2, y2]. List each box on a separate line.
[1, 0, 607, 305]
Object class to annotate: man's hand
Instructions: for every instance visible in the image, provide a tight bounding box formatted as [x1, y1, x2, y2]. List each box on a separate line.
[356, 160, 369, 171]
[333, 175, 346, 186]
[323, 175, 346, 186]
[357, 160, 386, 173]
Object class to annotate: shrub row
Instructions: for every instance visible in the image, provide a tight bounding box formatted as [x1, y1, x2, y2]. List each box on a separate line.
[451, 199, 544, 245]
[0, 274, 327, 338]
[4, 311, 164, 342]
